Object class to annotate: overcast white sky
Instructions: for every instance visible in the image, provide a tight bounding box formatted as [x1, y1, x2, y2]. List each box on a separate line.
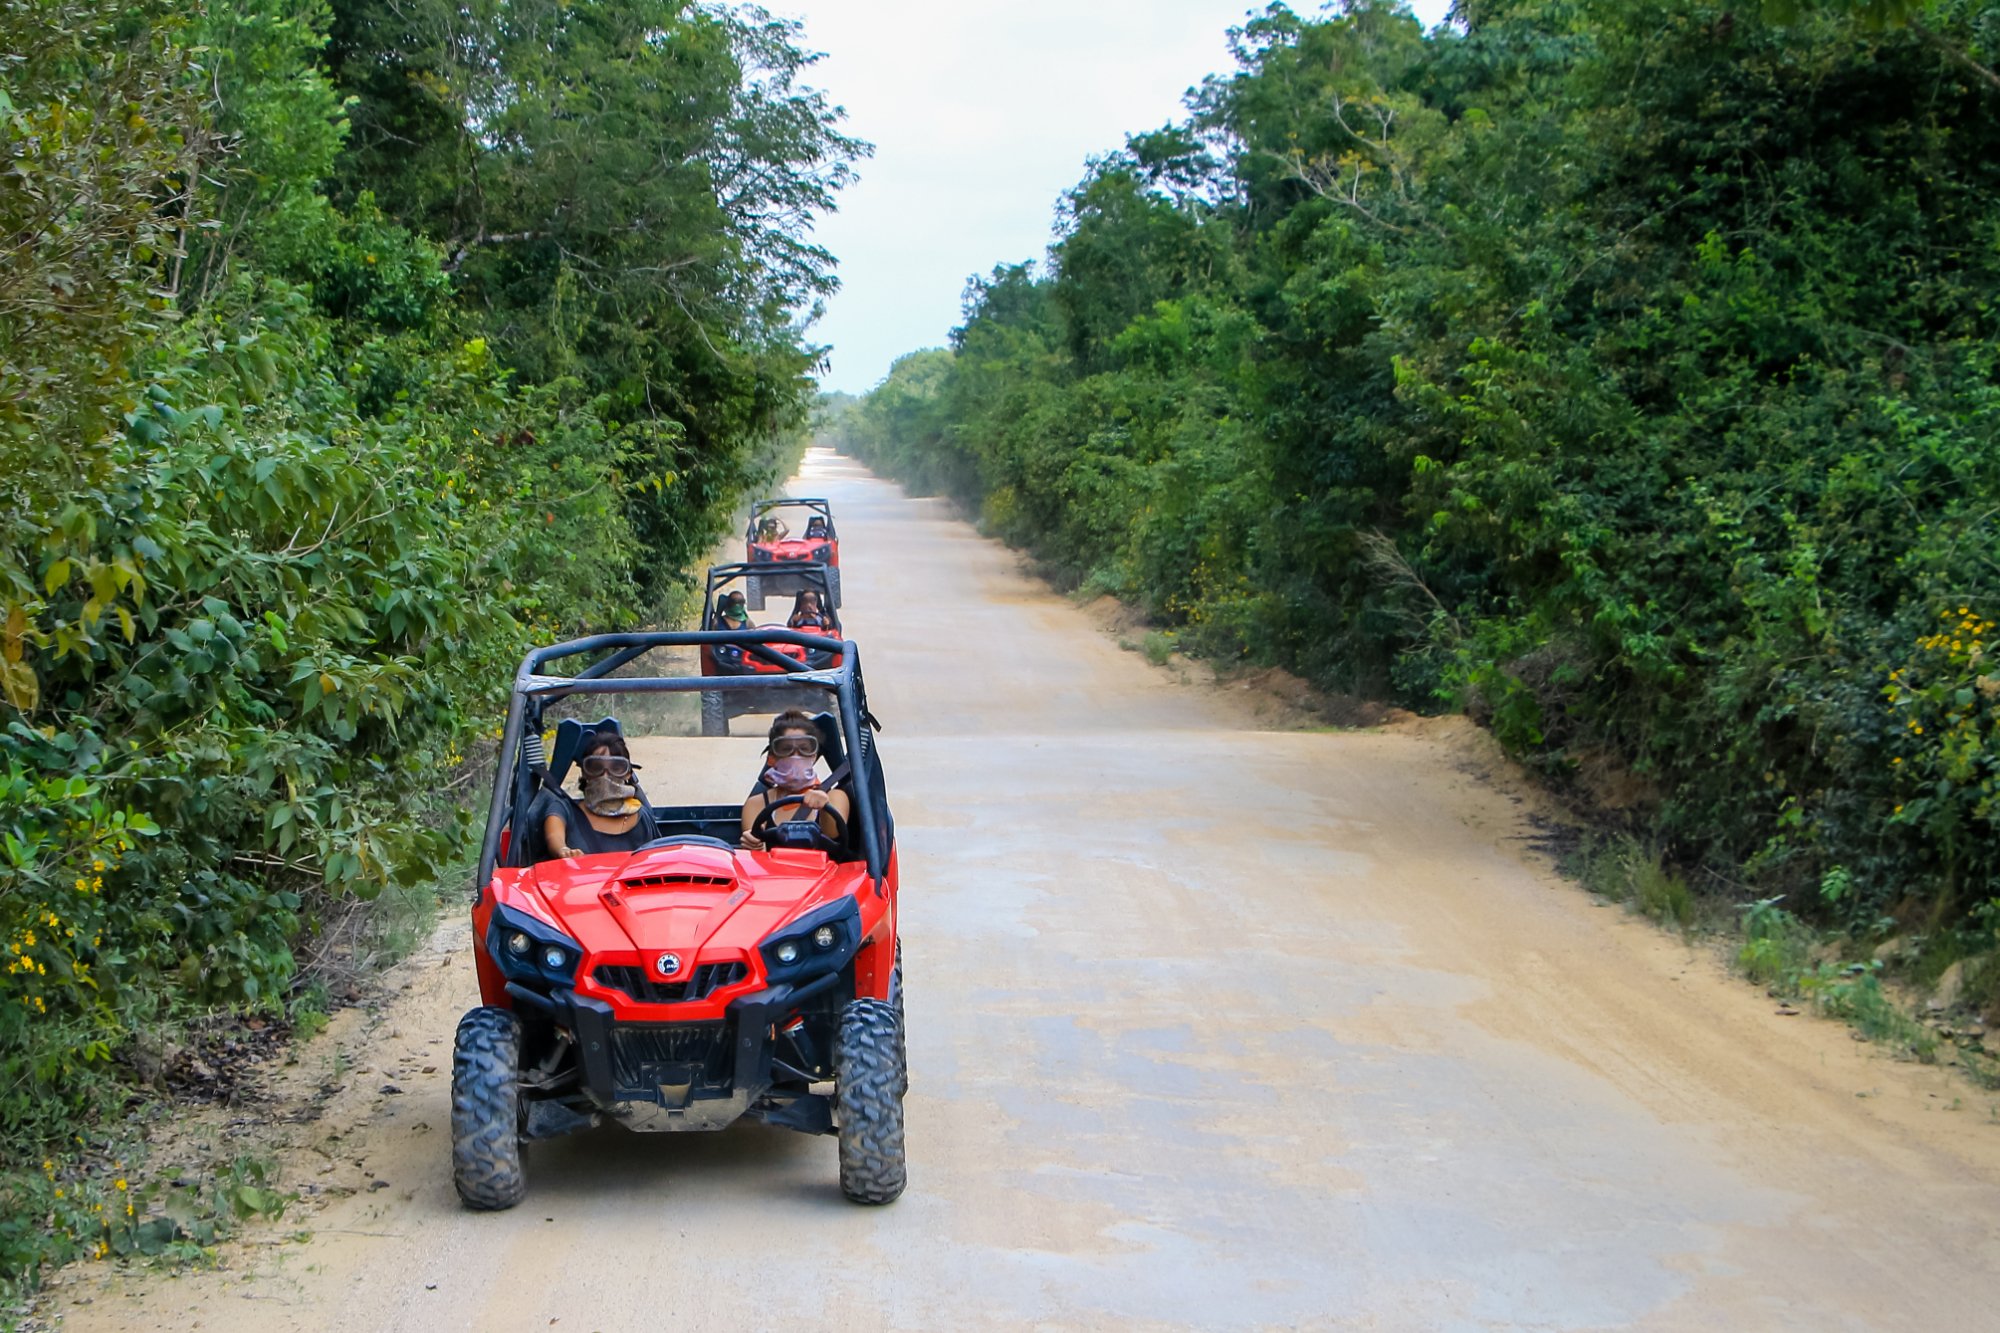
[785, 0, 1454, 393]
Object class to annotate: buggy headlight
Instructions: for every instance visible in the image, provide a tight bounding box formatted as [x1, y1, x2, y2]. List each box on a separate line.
[759, 898, 861, 983]
[488, 905, 580, 989]
[811, 545, 831, 562]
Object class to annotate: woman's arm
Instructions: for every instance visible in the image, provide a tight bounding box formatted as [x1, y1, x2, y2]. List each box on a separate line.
[739, 792, 767, 851]
[817, 787, 851, 839]
[543, 810, 578, 859]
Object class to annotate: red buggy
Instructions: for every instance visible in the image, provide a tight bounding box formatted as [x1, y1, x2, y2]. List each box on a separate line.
[453, 630, 906, 1210]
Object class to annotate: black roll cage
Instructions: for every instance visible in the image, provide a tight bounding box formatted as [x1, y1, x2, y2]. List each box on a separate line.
[477, 629, 885, 893]
[747, 497, 835, 542]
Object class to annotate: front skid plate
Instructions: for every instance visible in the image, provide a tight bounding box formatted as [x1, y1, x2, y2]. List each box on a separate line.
[563, 1091, 832, 1135]
[606, 1090, 757, 1132]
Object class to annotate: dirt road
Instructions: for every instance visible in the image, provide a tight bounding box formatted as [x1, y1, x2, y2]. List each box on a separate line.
[53, 450, 2000, 1330]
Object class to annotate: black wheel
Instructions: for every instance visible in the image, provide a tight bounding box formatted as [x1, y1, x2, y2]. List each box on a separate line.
[829, 566, 842, 609]
[835, 997, 906, 1205]
[700, 690, 728, 737]
[745, 576, 765, 611]
[451, 1006, 525, 1210]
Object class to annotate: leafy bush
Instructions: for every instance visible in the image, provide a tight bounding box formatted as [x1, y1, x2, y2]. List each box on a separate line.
[0, 0, 855, 1291]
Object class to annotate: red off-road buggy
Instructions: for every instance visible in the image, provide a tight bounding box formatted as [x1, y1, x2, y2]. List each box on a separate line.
[745, 498, 840, 609]
[453, 630, 905, 1209]
[697, 562, 842, 738]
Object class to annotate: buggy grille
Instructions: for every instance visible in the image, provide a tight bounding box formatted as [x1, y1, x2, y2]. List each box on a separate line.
[609, 1022, 732, 1093]
[593, 961, 747, 1005]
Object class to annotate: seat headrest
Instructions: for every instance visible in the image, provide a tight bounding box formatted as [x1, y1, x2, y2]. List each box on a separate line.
[549, 716, 623, 787]
[809, 711, 845, 774]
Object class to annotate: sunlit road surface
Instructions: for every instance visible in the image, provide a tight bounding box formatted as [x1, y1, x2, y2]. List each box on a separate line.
[55, 449, 2000, 1331]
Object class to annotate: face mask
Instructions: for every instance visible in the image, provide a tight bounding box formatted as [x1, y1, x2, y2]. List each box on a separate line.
[580, 770, 642, 817]
[764, 756, 818, 792]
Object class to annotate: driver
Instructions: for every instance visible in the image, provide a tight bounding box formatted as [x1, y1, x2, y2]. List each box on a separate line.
[739, 710, 850, 852]
[536, 727, 659, 858]
[804, 515, 829, 539]
[787, 590, 829, 630]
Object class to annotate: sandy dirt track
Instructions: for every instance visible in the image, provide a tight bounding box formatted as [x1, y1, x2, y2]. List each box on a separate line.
[50, 449, 2000, 1331]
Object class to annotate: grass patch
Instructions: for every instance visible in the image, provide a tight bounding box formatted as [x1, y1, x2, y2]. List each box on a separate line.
[1738, 896, 1940, 1062]
[1141, 630, 1177, 667]
[1561, 834, 1695, 928]
[1558, 841, 1954, 1067]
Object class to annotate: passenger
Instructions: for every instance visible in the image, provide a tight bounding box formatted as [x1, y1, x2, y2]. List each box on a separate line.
[718, 590, 750, 629]
[739, 710, 850, 852]
[537, 728, 657, 859]
[787, 590, 829, 630]
[755, 515, 789, 543]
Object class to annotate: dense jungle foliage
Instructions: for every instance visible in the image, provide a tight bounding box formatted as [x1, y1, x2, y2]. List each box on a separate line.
[0, 0, 857, 1279]
[841, 1, 2000, 945]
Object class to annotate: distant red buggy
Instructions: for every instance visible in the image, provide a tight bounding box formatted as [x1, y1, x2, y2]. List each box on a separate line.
[745, 498, 840, 609]
[697, 561, 842, 737]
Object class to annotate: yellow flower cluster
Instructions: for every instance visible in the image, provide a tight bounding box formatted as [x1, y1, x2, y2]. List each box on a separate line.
[1913, 606, 1993, 663]
[1881, 607, 1998, 819]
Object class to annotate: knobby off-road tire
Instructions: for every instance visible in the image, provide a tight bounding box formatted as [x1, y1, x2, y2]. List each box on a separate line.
[835, 997, 907, 1205]
[452, 1006, 526, 1211]
[700, 690, 728, 737]
[745, 575, 765, 611]
[829, 566, 842, 609]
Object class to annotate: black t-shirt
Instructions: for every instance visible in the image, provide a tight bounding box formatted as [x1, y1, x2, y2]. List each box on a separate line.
[527, 788, 658, 860]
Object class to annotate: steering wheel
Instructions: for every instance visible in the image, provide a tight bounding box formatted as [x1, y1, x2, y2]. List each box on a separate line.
[747, 790, 848, 853]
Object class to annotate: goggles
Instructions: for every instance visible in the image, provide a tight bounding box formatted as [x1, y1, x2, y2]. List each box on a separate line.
[767, 735, 820, 759]
[579, 754, 637, 779]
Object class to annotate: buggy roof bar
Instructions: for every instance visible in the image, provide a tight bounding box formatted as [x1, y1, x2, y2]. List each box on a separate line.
[705, 560, 835, 582]
[751, 497, 832, 511]
[480, 629, 881, 887]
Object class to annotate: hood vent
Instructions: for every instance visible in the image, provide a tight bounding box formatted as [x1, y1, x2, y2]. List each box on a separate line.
[621, 872, 734, 889]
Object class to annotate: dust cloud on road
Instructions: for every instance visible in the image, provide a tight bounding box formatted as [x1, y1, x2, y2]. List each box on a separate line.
[54, 450, 2000, 1330]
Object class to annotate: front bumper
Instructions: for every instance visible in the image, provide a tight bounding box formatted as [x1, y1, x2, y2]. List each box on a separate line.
[515, 974, 842, 1135]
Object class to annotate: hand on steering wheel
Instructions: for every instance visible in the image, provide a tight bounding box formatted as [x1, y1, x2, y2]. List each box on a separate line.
[746, 790, 848, 853]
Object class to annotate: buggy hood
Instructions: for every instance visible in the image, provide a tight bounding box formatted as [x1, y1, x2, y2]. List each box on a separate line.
[520, 843, 849, 962]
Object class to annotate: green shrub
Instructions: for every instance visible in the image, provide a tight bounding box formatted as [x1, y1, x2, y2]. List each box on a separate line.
[0, 0, 855, 1292]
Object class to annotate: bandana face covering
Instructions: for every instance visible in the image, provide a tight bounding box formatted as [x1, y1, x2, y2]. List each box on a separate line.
[763, 755, 818, 793]
[580, 770, 642, 817]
